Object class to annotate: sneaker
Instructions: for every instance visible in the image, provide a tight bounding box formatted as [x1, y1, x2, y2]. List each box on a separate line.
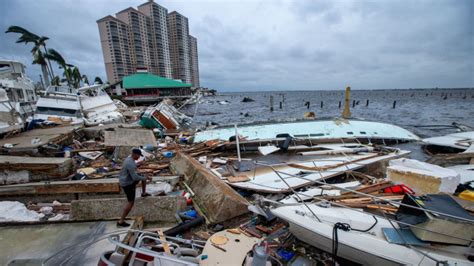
[141, 192, 151, 197]
[117, 221, 131, 227]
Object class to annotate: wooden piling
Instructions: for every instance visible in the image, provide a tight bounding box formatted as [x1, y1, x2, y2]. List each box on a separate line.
[320, 101, 323, 108]
[352, 100, 356, 108]
[338, 101, 341, 109]
[270, 95, 274, 112]
[342, 86, 351, 119]
[279, 101, 282, 109]
[366, 99, 369, 106]
[393, 100, 397, 109]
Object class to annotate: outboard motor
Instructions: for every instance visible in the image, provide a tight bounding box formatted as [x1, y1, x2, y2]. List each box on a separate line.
[276, 133, 292, 152]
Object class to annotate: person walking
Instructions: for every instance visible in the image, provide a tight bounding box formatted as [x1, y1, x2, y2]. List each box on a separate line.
[117, 148, 152, 227]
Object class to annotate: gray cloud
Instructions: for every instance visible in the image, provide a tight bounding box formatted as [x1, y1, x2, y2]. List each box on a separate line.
[0, 0, 472, 91]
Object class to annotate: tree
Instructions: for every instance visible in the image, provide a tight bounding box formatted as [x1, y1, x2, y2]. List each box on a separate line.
[5, 26, 55, 86]
[94, 76, 103, 85]
[81, 75, 89, 86]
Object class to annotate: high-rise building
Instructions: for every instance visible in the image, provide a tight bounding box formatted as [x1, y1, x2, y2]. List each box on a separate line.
[167, 11, 192, 85]
[189, 35, 200, 87]
[97, 15, 135, 83]
[116, 8, 155, 72]
[97, 0, 199, 87]
[138, 1, 173, 79]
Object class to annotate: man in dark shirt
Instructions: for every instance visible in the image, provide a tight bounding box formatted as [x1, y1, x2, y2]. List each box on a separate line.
[117, 148, 152, 227]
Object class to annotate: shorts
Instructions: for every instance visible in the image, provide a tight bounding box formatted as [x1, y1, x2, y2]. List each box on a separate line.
[121, 182, 138, 202]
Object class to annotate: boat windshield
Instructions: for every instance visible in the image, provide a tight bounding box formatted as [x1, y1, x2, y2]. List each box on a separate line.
[36, 106, 82, 117]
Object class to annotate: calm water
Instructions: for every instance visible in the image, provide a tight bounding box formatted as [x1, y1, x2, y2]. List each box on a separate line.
[183, 88, 474, 139]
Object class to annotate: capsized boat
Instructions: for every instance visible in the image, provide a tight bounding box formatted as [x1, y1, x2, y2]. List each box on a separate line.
[270, 203, 473, 265]
[423, 131, 474, 153]
[33, 85, 83, 125]
[193, 119, 420, 143]
[77, 84, 124, 126]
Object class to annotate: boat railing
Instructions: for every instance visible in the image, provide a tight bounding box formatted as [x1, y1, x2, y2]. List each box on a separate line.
[107, 231, 200, 265]
[41, 229, 204, 266]
[253, 160, 474, 225]
[253, 156, 474, 224]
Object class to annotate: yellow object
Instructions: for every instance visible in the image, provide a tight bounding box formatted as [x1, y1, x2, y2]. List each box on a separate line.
[342, 86, 351, 119]
[304, 112, 316, 119]
[210, 235, 229, 245]
[226, 228, 241, 234]
[459, 190, 474, 202]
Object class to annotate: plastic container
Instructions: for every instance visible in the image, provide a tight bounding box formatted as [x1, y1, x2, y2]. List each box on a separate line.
[162, 151, 174, 158]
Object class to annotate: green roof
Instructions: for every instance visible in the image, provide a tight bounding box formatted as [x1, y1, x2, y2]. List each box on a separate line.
[123, 72, 192, 89]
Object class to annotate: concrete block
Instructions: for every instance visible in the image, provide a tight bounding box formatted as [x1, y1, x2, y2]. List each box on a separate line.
[70, 196, 186, 222]
[0, 155, 73, 181]
[171, 152, 249, 224]
[387, 158, 460, 195]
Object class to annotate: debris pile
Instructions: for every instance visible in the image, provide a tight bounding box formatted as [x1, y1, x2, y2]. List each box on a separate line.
[0, 97, 473, 265]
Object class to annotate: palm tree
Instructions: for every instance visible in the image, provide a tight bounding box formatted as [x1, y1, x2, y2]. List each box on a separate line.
[94, 77, 103, 85]
[71, 66, 82, 89]
[51, 76, 61, 86]
[81, 75, 89, 86]
[5, 26, 55, 86]
[45, 48, 78, 88]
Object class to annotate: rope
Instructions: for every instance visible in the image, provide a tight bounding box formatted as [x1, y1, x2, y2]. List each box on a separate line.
[332, 216, 378, 265]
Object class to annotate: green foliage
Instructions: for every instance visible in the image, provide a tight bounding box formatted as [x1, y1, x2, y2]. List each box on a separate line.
[6, 25, 87, 88]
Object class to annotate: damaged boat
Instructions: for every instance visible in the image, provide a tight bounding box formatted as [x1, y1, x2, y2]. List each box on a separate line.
[226, 148, 410, 193]
[0, 88, 23, 135]
[423, 131, 474, 153]
[0, 60, 37, 134]
[78, 84, 124, 126]
[33, 85, 83, 125]
[34, 84, 123, 126]
[140, 100, 192, 131]
[0, 60, 37, 121]
[270, 199, 473, 265]
[193, 119, 420, 145]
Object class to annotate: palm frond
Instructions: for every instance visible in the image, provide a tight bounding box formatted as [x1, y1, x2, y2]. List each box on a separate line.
[45, 48, 66, 66]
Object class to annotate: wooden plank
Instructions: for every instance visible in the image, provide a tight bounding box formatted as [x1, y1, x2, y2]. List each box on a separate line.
[120, 216, 144, 256]
[227, 175, 250, 183]
[157, 229, 171, 254]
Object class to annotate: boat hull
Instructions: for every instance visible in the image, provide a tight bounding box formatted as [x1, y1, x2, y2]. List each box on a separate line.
[271, 204, 472, 266]
[193, 119, 420, 143]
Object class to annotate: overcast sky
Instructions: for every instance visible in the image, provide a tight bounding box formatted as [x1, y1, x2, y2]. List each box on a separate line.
[0, 0, 472, 91]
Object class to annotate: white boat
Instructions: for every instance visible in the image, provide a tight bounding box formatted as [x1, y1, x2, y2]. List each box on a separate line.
[77, 84, 124, 126]
[193, 119, 420, 143]
[423, 131, 474, 152]
[271, 203, 473, 265]
[33, 85, 84, 125]
[0, 88, 23, 135]
[0, 60, 37, 122]
[227, 149, 410, 193]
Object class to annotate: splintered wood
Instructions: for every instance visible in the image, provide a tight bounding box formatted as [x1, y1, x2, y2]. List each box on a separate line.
[183, 139, 225, 157]
[320, 179, 405, 213]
